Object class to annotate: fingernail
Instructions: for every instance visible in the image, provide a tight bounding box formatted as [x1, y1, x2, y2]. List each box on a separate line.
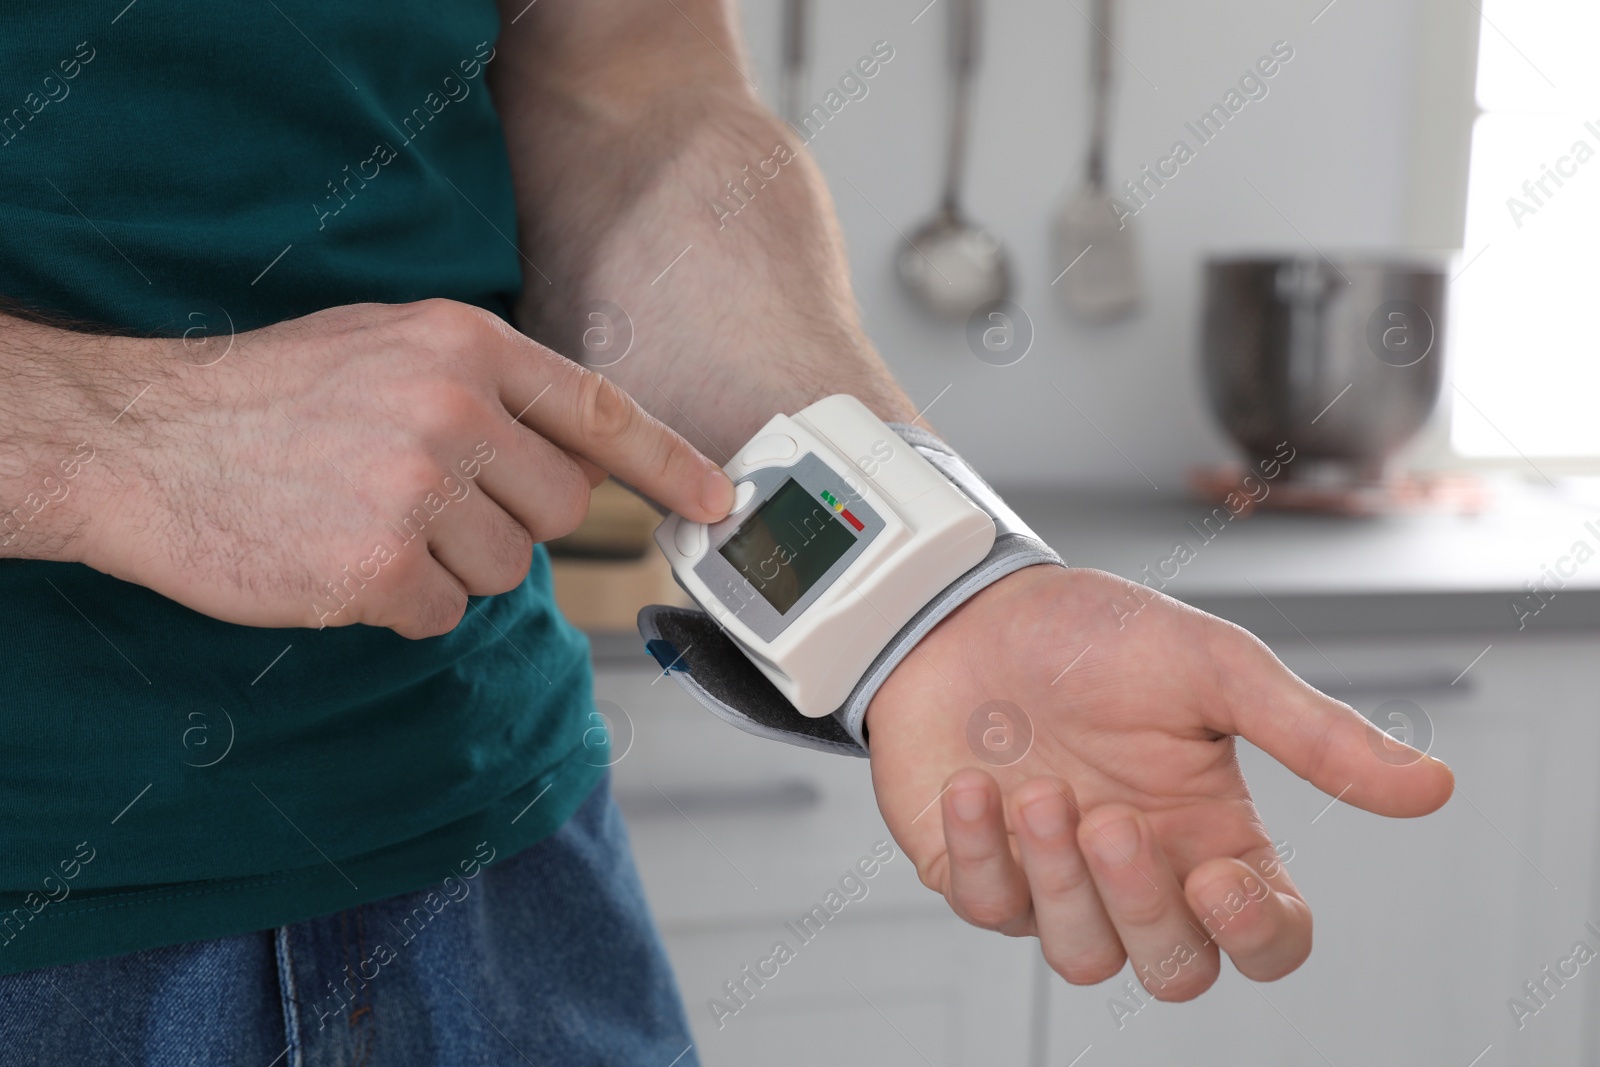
[1086, 816, 1140, 868]
[951, 787, 988, 822]
[1020, 797, 1069, 840]
[701, 468, 733, 516]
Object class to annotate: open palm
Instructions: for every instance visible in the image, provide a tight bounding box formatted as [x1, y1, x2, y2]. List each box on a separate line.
[865, 565, 1454, 998]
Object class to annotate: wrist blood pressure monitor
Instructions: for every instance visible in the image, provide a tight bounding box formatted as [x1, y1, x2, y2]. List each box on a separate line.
[639, 395, 1064, 757]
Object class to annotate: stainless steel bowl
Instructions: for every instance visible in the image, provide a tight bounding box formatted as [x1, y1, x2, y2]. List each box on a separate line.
[1201, 255, 1448, 479]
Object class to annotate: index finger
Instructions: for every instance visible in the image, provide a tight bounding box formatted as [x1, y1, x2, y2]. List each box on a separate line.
[502, 346, 733, 524]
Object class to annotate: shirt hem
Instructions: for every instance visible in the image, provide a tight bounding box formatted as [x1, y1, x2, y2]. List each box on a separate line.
[0, 754, 607, 977]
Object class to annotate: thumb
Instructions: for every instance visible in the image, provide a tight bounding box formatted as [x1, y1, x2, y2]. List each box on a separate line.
[1206, 624, 1455, 818]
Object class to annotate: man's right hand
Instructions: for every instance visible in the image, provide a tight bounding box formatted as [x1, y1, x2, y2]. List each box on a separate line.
[14, 299, 733, 638]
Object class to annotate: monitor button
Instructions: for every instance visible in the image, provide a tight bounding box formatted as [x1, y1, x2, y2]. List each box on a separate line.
[732, 480, 758, 512]
[674, 519, 706, 557]
[740, 433, 798, 466]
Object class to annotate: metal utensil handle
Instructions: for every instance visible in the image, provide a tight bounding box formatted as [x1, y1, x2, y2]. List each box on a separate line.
[781, 0, 807, 126]
[942, 0, 980, 217]
[1086, 0, 1113, 187]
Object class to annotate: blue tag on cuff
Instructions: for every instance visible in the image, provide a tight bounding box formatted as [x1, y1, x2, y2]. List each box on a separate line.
[644, 638, 690, 674]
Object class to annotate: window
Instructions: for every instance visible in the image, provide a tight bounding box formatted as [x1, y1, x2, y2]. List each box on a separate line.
[1451, 0, 1600, 458]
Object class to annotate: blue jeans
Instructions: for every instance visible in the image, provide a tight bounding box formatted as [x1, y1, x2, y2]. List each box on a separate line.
[0, 774, 699, 1066]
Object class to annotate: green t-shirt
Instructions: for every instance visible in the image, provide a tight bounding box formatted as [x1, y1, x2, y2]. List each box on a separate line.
[0, 3, 605, 974]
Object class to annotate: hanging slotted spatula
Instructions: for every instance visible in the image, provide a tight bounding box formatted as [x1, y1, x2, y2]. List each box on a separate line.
[1057, 0, 1141, 322]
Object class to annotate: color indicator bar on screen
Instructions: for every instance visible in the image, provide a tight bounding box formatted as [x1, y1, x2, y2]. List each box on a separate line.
[819, 489, 864, 531]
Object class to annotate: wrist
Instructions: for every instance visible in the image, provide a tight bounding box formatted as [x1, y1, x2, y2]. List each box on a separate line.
[864, 565, 1057, 745]
[0, 320, 167, 567]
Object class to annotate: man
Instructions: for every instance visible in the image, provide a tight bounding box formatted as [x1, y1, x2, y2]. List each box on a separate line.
[0, 0, 1452, 1062]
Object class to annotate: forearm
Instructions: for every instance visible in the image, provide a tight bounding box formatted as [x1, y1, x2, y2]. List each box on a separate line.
[0, 313, 148, 563]
[491, 0, 915, 461]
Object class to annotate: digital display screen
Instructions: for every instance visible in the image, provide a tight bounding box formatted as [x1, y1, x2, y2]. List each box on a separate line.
[718, 478, 857, 614]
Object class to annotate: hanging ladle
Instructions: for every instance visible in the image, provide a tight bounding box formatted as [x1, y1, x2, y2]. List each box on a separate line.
[897, 0, 1011, 320]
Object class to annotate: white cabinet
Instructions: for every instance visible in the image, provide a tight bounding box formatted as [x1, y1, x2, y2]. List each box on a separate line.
[659, 917, 1037, 1067]
[1039, 629, 1600, 1067]
[596, 658, 1037, 1067]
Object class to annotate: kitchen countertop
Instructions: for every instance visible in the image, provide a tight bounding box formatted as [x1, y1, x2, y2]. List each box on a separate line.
[588, 476, 1600, 659]
[1006, 478, 1600, 638]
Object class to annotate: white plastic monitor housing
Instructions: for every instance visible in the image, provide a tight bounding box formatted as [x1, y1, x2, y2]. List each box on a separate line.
[654, 395, 996, 717]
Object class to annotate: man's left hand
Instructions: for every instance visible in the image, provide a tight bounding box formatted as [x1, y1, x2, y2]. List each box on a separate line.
[865, 565, 1454, 999]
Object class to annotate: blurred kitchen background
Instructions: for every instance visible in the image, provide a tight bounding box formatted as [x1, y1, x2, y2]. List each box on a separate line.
[551, 0, 1600, 1063]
